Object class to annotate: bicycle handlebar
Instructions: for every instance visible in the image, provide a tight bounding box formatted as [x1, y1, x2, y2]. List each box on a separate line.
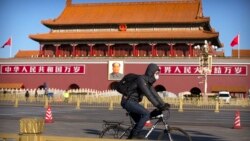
[150, 108, 170, 120]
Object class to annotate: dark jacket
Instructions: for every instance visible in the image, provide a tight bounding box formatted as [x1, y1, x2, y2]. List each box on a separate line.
[128, 63, 165, 109]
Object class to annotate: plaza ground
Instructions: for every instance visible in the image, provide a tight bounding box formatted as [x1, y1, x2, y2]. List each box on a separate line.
[0, 105, 249, 141]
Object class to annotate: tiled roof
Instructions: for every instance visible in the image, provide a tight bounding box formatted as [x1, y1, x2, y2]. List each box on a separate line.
[30, 30, 219, 41]
[0, 83, 24, 89]
[211, 86, 248, 93]
[213, 50, 224, 57]
[232, 49, 250, 57]
[42, 0, 207, 26]
[15, 50, 40, 58]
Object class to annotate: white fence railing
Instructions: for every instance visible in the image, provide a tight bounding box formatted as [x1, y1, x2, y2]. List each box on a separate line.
[0, 88, 249, 111]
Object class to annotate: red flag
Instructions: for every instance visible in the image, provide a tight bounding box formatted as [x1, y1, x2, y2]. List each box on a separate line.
[1, 38, 12, 48]
[230, 35, 239, 47]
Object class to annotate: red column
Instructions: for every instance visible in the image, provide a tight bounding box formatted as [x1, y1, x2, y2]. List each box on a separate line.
[90, 45, 93, 56]
[106, 43, 114, 56]
[170, 44, 173, 56]
[111, 46, 113, 56]
[57, 46, 60, 57]
[88, 43, 94, 56]
[109, 45, 113, 56]
[172, 43, 175, 57]
[155, 45, 158, 56]
[56, 46, 59, 57]
[168, 43, 175, 57]
[187, 43, 193, 57]
[92, 46, 95, 56]
[73, 45, 75, 57]
[70, 43, 77, 57]
[105, 44, 110, 56]
[136, 44, 139, 56]
[75, 47, 79, 57]
[133, 45, 136, 56]
[39, 44, 44, 57]
[54, 44, 60, 57]
[150, 43, 156, 57]
[108, 45, 110, 56]
[130, 43, 137, 57]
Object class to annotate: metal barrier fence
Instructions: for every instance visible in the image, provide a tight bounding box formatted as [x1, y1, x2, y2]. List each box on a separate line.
[0, 92, 249, 112]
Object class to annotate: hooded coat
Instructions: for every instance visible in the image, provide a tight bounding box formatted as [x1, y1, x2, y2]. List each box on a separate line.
[128, 63, 165, 109]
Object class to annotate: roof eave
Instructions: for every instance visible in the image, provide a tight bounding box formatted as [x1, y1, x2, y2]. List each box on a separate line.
[42, 20, 210, 27]
[29, 32, 220, 43]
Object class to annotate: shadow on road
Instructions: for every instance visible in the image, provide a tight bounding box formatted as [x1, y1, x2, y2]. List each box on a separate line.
[188, 130, 227, 141]
[83, 129, 101, 136]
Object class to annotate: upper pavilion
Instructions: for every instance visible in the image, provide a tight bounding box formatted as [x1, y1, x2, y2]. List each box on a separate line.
[29, 0, 223, 57]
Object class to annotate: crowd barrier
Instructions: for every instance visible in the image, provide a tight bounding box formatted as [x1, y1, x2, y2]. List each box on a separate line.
[0, 88, 249, 112]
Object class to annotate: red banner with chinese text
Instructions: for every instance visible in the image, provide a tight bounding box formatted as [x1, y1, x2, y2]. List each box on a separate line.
[0, 64, 247, 76]
[159, 65, 247, 76]
[0, 65, 85, 74]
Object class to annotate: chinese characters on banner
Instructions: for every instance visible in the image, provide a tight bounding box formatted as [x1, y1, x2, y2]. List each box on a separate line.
[0, 64, 247, 76]
[158, 65, 247, 76]
[0, 65, 85, 74]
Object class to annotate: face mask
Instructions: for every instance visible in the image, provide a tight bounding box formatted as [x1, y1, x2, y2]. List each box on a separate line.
[154, 73, 159, 80]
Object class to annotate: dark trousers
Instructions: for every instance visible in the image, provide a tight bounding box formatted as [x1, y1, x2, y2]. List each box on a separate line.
[121, 98, 150, 138]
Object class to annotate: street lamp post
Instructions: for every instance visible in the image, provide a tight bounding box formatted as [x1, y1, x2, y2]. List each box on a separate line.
[194, 40, 217, 99]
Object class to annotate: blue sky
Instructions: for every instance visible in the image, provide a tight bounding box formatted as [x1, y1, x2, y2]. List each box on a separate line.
[0, 0, 250, 58]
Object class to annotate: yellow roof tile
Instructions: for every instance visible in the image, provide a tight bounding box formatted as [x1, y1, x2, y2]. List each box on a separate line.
[15, 50, 39, 58]
[43, 0, 207, 25]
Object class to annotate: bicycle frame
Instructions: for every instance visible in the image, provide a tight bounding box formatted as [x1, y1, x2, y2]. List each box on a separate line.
[100, 110, 191, 141]
[125, 111, 173, 140]
[144, 116, 162, 138]
[144, 114, 172, 139]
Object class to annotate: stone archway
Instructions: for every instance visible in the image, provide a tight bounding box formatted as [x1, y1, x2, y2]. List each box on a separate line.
[109, 81, 119, 90]
[154, 85, 166, 92]
[37, 85, 45, 89]
[68, 83, 80, 90]
[190, 87, 201, 96]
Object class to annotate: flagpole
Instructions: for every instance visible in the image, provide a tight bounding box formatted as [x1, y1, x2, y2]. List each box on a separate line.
[238, 34, 240, 59]
[10, 37, 12, 58]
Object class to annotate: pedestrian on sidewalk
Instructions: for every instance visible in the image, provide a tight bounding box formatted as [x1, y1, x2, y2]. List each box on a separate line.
[25, 90, 30, 102]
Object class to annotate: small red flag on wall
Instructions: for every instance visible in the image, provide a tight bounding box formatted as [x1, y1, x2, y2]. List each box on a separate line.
[1, 38, 12, 48]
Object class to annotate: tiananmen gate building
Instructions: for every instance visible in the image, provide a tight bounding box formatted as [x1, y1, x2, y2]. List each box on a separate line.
[0, 0, 249, 97]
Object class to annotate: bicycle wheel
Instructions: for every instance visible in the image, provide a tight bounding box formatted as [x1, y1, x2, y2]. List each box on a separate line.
[158, 127, 192, 141]
[99, 125, 129, 139]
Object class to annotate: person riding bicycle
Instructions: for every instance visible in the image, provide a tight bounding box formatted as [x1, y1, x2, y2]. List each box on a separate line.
[120, 63, 170, 139]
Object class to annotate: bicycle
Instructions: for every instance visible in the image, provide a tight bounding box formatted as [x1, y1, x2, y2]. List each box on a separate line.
[99, 109, 192, 141]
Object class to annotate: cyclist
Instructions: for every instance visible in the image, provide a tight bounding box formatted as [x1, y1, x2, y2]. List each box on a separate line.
[121, 63, 170, 139]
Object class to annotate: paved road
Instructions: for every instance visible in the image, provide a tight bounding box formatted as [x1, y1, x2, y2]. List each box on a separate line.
[0, 105, 249, 141]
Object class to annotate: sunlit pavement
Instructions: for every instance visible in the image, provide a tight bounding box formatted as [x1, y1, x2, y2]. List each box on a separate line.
[0, 105, 249, 141]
